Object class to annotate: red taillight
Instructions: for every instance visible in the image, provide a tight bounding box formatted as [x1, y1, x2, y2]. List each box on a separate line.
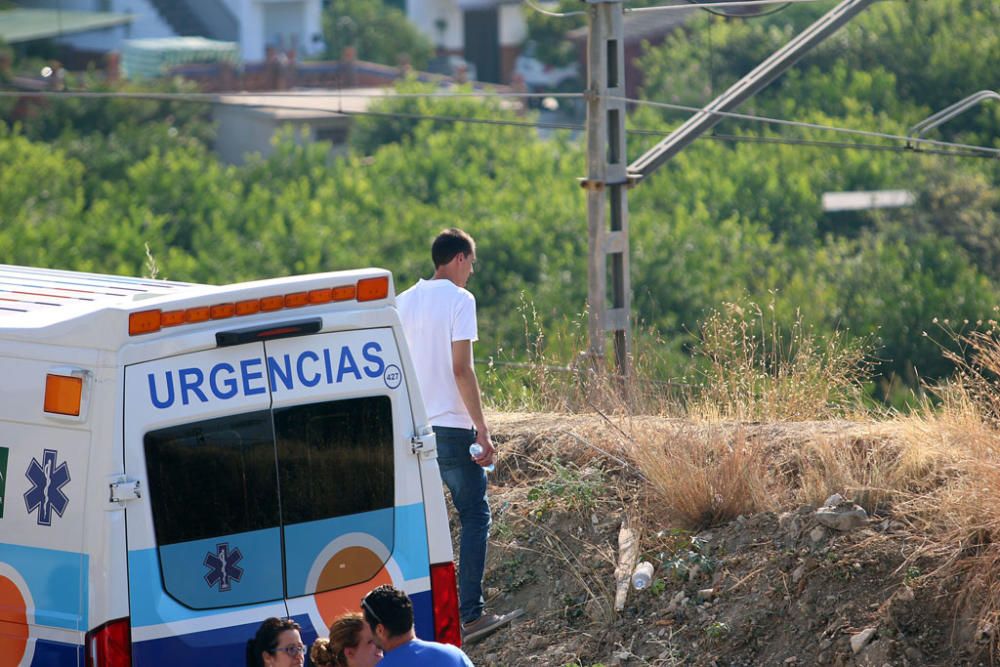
[86, 617, 131, 667]
[430, 561, 461, 647]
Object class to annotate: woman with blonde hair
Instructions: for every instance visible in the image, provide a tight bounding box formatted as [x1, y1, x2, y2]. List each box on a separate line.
[310, 612, 383, 667]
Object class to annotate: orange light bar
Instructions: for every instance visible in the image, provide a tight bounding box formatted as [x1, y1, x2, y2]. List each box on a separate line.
[44, 374, 83, 416]
[236, 299, 261, 316]
[260, 295, 284, 312]
[284, 292, 309, 308]
[309, 288, 333, 305]
[129, 310, 161, 335]
[357, 276, 389, 302]
[162, 310, 185, 327]
[211, 303, 236, 319]
[185, 306, 211, 323]
[331, 285, 356, 301]
[129, 275, 391, 335]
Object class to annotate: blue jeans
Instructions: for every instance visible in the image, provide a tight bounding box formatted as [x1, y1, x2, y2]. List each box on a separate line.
[433, 426, 490, 623]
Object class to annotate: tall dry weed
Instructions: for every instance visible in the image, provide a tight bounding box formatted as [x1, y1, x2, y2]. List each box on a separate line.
[789, 435, 913, 512]
[627, 425, 773, 529]
[900, 325, 1000, 655]
[688, 300, 871, 422]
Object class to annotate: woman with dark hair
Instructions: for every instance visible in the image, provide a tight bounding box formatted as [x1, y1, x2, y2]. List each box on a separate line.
[246, 617, 306, 667]
[310, 612, 382, 667]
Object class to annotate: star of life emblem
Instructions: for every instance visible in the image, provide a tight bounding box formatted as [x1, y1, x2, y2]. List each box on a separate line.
[204, 543, 244, 592]
[24, 449, 70, 526]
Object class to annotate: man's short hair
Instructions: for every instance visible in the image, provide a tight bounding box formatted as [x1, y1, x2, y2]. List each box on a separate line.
[362, 585, 413, 638]
[432, 228, 475, 268]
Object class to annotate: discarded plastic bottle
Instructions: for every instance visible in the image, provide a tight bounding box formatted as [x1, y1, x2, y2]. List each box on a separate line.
[632, 561, 654, 590]
[469, 443, 495, 472]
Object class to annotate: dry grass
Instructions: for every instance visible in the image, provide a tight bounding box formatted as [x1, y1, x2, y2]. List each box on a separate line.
[625, 424, 774, 529]
[485, 305, 1000, 657]
[891, 329, 1000, 654]
[687, 301, 871, 422]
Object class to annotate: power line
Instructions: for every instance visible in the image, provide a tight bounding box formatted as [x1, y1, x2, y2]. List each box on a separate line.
[684, 0, 792, 19]
[0, 88, 582, 102]
[626, 0, 816, 14]
[613, 95, 1000, 158]
[523, 0, 585, 18]
[326, 107, 1000, 160]
[3, 88, 996, 159]
[523, 0, 822, 17]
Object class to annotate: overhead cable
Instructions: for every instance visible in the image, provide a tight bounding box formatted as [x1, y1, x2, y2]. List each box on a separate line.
[626, 0, 818, 13]
[0, 89, 583, 101]
[612, 94, 1000, 157]
[523, 0, 585, 18]
[0, 89, 996, 159]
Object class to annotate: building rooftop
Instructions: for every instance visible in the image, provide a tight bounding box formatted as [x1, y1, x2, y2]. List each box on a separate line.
[0, 9, 134, 44]
[214, 88, 399, 120]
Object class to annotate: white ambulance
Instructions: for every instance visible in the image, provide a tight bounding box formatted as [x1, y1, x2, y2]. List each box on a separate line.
[0, 264, 460, 666]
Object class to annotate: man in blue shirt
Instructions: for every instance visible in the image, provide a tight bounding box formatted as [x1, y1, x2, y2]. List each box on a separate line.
[362, 585, 475, 666]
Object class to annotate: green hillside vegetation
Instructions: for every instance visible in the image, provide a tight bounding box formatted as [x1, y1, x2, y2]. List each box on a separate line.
[1, 0, 998, 408]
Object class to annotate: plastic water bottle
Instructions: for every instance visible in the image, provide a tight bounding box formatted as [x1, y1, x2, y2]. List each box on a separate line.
[632, 561, 654, 590]
[469, 443, 495, 473]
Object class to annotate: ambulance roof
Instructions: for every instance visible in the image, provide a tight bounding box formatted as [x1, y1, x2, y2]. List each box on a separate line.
[0, 264, 196, 324]
[0, 265, 395, 350]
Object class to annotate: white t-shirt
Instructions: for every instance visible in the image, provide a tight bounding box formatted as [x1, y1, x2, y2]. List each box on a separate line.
[396, 278, 479, 428]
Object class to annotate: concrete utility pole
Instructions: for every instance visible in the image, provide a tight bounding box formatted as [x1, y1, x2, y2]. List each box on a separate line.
[582, 0, 630, 378]
[582, 0, 875, 380]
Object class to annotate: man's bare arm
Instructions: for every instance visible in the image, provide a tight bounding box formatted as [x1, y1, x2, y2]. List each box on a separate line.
[452, 339, 494, 466]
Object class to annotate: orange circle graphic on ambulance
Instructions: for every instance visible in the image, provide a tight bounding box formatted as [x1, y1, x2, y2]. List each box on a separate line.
[314, 547, 392, 629]
[0, 574, 29, 667]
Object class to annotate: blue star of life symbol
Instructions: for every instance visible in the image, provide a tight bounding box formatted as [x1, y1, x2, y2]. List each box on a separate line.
[24, 449, 70, 526]
[204, 543, 244, 592]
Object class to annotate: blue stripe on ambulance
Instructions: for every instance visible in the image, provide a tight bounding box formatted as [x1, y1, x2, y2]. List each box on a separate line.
[29, 638, 84, 666]
[0, 543, 88, 630]
[131, 593, 433, 665]
[129, 503, 429, 626]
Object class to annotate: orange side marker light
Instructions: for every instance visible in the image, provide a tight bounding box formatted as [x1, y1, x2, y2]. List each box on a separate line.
[44, 374, 83, 416]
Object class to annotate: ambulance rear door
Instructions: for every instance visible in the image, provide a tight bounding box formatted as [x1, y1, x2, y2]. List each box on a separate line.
[273, 326, 436, 641]
[123, 342, 289, 664]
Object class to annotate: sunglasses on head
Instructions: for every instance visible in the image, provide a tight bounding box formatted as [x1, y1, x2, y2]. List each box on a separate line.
[361, 592, 384, 627]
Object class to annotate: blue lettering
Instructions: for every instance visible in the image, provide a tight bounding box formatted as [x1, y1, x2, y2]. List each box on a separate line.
[178, 368, 208, 405]
[323, 348, 334, 384]
[209, 363, 239, 400]
[362, 342, 385, 378]
[148, 371, 175, 409]
[336, 346, 362, 382]
[297, 351, 321, 387]
[241, 358, 267, 396]
[268, 354, 294, 391]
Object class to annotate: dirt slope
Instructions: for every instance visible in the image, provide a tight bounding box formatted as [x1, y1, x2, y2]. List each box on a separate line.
[459, 413, 983, 667]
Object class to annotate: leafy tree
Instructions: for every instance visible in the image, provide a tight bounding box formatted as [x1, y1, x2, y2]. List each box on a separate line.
[349, 79, 523, 154]
[322, 0, 433, 70]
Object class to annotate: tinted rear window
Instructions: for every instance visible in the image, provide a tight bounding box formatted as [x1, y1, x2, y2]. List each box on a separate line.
[144, 410, 279, 545]
[275, 396, 394, 525]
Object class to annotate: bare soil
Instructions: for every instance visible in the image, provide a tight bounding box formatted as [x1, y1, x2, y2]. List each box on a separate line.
[458, 413, 987, 667]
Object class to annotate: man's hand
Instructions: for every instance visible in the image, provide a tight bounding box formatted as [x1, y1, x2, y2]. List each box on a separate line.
[471, 428, 495, 467]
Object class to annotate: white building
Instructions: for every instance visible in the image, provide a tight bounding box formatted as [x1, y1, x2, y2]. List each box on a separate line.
[405, 0, 526, 83]
[15, 0, 324, 63]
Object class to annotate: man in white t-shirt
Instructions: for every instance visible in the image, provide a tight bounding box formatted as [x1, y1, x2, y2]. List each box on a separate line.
[396, 228, 522, 643]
